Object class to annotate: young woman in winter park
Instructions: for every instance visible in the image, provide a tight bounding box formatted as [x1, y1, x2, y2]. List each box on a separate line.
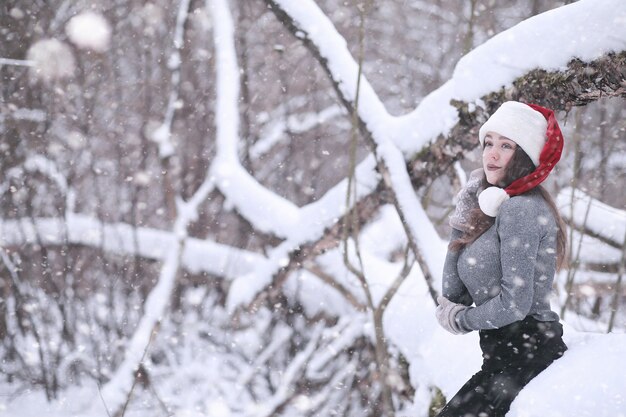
[435, 101, 568, 417]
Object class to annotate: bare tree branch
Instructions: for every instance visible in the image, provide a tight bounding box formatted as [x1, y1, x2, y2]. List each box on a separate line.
[304, 262, 367, 312]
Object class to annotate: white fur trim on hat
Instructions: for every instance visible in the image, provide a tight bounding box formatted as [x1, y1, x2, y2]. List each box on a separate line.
[478, 187, 510, 217]
[479, 101, 547, 167]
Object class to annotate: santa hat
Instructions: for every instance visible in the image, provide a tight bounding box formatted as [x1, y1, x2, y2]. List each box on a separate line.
[477, 101, 564, 217]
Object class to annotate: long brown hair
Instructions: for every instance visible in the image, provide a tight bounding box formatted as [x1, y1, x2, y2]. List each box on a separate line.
[450, 146, 568, 270]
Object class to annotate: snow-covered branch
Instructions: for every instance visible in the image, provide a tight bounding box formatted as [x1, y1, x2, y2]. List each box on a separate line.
[263, 0, 446, 302]
[0, 214, 260, 278]
[0, 57, 35, 67]
[97, 171, 246, 413]
[395, 0, 626, 154]
[557, 187, 626, 249]
[208, 0, 301, 239]
[251, 325, 323, 417]
[236, 324, 294, 389]
[150, 0, 192, 159]
[5, 107, 47, 122]
[307, 315, 366, 377]
[208, 0, 384, 312]
[264, 1, 392, 128]
[226, 155, 380, 310]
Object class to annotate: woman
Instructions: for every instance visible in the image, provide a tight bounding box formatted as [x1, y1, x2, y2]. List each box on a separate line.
[435, 101, 568, 417]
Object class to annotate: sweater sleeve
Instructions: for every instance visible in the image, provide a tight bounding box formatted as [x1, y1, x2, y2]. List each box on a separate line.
[442, 228, 473, 306]
[456, 197, 545, 330]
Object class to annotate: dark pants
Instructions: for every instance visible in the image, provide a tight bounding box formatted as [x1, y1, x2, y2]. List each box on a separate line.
[436, 316, 567, 417]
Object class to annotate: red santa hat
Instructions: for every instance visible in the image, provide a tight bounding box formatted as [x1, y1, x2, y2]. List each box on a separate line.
[477, 101, 564, 217]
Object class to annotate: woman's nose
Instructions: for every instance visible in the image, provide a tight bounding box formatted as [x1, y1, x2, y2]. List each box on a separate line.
[486, 147, 499, 160]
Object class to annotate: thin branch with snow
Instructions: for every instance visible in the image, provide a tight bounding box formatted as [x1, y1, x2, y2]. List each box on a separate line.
[150, 0, 192, 159]
[0, 57, 35, 67]
[251, 325, 323, 417]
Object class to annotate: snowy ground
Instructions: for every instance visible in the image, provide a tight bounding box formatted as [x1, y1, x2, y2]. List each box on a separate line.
[1, 313, 624, 417]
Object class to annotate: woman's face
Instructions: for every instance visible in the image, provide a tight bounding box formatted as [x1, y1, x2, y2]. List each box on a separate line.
[482, 131, 517, 186]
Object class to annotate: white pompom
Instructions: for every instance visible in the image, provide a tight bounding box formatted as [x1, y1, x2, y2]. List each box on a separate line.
[478, 187, 510, 217]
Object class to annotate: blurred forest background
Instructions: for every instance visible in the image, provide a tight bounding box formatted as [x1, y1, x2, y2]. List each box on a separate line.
[0, 0, 624, 416]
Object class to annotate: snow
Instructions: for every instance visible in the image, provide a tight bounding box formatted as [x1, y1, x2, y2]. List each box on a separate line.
[0, 57, 34, 67]
[65, 12, 111, 52]
[0, 214, 261, 279]
[451, 0, 626, 100]
[385, 283, 626, 416]
[269, 0, 447, 299]
[557, 187, 626, 247]
[509, 332, 626, 417]
[2, 0, 625, 415]
[566, 230, 623, 265]
[26, 38, 75, 83]
[149, 122, 175, 158]
[272, 0, 393, 132]
[97, 243, 181, 411]
[248, 326, 322, 417]
[10, 107, 46, 122]
[209, 0, 302, 238]
[225, 154, 380, 310]
[9, 7, 25, 19]
[394, 0, 626, 155]
[23, 155, 70, 194]
[150, 0, 191, 159]
[173, 0, 192, 51]
[210, 0, 381, 309]
[264, 0, 626, 416]
[250, 104, 345, 159]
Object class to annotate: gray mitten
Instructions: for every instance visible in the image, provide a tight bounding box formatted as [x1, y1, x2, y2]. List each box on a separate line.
[435, 296, 469, 335]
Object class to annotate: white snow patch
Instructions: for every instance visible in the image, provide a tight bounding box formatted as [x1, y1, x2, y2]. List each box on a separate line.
[65, 12, 112, 52]
[26, 39, 75, 83]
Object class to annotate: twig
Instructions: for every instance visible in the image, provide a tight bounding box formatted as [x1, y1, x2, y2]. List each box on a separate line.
[607, 229, 626, 332]
[304, 262, 367, 311]
[96, 382, 113, 417]
[561, 187, 593, 318]
[377, 245, 415, 315]
[119, 328, 159, 416]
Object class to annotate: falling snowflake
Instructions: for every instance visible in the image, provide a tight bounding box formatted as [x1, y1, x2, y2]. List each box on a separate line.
[27, 38, 75, 83]
[65, 11, 111, 52]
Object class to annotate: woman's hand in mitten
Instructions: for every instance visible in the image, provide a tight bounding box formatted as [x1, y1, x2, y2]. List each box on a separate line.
[435, 296, 469, 335]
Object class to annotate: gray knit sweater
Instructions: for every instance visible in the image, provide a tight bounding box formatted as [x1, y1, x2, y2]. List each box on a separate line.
[443, 188, 561, 331]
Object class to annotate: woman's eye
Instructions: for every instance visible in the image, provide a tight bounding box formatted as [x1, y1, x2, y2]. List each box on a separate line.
[502, 143, 513, 150]
[484, 142, 493, 147]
